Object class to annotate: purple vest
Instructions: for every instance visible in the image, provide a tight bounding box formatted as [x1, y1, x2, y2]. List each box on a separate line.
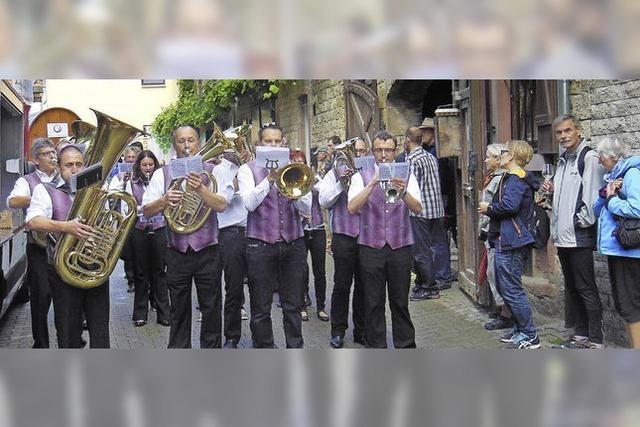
[162, 163, 218, 253]
[246, 161, 304, 244]
[310, 189, 324, 228]
[44, 185, 74, 242]
[357, 168, 414, 249]
[331, 192, 360, 238]
[23, 172, 42, 193]
[131, 179, 166, 231]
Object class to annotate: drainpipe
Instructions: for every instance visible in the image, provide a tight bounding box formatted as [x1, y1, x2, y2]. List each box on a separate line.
[558, 80, 570, 115]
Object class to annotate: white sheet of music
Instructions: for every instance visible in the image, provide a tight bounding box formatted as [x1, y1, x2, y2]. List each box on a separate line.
[255, 146, 290, 170]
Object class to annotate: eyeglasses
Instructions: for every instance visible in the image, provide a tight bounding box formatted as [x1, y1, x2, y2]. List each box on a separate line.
[37, 150, 57, 158]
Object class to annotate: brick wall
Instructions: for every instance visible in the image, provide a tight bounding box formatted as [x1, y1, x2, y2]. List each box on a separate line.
[309, 80, 346, 147]
[569, 79, 640, 346]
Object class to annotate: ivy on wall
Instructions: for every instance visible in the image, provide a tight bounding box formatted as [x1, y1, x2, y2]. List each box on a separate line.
[151, 79, 281, 152]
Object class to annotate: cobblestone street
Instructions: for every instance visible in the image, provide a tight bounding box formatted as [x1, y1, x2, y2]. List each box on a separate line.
[0, 253, 571, 349]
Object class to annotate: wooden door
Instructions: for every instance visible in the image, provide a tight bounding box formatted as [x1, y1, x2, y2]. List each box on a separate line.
[344, 81, 380, 147]
[454, 80, 488, 301]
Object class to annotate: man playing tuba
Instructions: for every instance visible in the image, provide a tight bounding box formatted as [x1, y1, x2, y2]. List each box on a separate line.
[26, 144, 108, 348]
[142, 125, 232, 348]
[237, 123, 311, 348]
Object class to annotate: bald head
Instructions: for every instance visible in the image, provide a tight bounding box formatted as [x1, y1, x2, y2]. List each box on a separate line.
[405, 127, 423, 149]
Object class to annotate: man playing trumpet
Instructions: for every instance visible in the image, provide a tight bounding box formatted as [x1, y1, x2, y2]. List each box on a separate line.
[143, 125, 232, 348]
[347, 131, 422, 348]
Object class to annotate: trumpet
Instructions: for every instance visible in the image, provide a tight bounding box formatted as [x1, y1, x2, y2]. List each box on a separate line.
[382, 181, 404, 203]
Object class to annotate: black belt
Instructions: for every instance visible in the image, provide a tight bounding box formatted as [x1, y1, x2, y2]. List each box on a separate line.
[221, 225, 246, 233]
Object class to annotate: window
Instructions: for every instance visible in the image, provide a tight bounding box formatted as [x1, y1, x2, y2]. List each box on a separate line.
[141, 79, 165, 87]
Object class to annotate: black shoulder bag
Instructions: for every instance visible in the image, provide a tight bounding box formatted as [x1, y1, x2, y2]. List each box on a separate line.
[612, 167, 640, 249]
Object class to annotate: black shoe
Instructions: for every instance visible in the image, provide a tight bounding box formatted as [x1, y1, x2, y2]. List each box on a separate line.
[410, 288, 440, 301]
[157, 319, 170, 327]
[330, 336, 344, 349]
[484, 316, 513, 331]
[134, 320, 147, 327]
[223, 340, 239, 349]
[353, 334, 366, 346]
[435, 281, 452, 291]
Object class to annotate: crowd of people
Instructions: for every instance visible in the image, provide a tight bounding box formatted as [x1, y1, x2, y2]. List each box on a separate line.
[7, 113, 640, 349]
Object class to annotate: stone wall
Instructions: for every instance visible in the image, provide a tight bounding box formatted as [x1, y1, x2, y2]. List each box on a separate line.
[309, 80, 346, 147]
[568, 79, 640, 346]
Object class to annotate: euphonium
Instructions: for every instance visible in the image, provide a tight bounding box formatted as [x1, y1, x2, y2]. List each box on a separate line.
[332, 137, 358, 191]
[224, 123, 254, 162]
[164, 124, 240, 234]
[53, 109, 141, 289]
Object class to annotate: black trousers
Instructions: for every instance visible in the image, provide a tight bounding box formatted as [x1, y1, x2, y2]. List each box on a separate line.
[219, 226, 247, 343]
[27, 243, 53, 348]
[303, 228, 327, 311]
[247, 237, 306, 348]
[131, 227, 170, 323]
[359, 244, 416, 348]
[121, 232, 136, 286]
[48, 266, 110, 348]
[330, 233, 365, 340]
[165, 244, 222, 348]
[557, 247, 603, 343]
[409, 217, 437, 289]
[608, 256, 640, 324]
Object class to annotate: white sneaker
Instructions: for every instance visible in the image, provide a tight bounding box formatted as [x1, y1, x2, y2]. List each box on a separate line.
[241, 308, 248, 320]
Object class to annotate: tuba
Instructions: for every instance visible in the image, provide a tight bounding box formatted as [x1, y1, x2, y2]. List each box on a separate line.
[164, 124, 240, 234]
[54, 109, 141, 289]
[332, 137, 358, 191]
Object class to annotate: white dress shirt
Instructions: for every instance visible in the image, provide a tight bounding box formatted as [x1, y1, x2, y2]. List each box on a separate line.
[142, 164, 235, 208]
[213, 159, 247, 228]
[237, 163, 311, 216]
[26, 180, 73, 223]
[318, 169, 345, 209]
[347, 164, 421, 205]
[7, 168, 58, 209]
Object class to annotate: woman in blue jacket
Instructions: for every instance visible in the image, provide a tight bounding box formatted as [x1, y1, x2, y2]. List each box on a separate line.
[593, 137, 640, 348]
[479, 140, 541, 349]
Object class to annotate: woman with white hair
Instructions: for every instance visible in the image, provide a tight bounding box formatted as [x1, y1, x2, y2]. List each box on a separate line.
[478, 143, 513, 331]
[593, 137, 640, 348]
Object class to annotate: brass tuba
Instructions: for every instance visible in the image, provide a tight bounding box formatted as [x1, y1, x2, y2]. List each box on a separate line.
[54, 109, 141, 289]
[164, 124, 240, 234]
[332, 137, 358, 191]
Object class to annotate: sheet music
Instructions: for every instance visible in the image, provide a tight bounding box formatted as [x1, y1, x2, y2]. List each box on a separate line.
[185, 155, 204, 174]
[169, 158, 188, 179]
[117, 162, 132, 174]
[378, 163, 392, 181]
[353, 155, 375, 172]
[256, 146, 290, 170]
[392, 162, 410, 181]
